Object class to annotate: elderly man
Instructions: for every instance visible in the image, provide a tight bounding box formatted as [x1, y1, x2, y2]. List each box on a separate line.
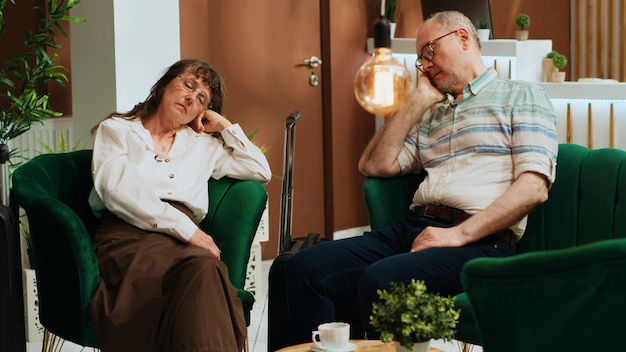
[284, 10, 558, 344]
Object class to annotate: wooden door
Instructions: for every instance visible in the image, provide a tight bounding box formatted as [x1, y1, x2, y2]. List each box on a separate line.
[181, 0, 325, 259]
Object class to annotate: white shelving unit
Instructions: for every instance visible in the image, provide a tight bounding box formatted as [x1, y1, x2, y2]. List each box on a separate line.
[366, 38, 552, 83]
[367, 37, 626, 150]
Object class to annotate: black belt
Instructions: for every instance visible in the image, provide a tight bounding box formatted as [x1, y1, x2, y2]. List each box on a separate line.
[413, 203, 517, 247]
[414, 203, 471, 224]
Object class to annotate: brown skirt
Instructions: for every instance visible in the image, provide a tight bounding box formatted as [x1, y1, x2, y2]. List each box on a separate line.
[88, 204, 247, 352]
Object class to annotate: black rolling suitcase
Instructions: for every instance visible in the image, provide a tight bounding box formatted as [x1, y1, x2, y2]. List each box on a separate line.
[268, 111, 326, 351]
[0, 144, 27, 352]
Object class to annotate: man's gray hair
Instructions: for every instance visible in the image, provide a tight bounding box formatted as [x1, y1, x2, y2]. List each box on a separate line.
[428, 11, 482, 49]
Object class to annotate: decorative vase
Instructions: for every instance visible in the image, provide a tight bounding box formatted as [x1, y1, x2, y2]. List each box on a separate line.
[394, 340, 431, 352]
[552, 71, 566, 82]
[543, 57, 557, 82]
[477, 29, 490, 42]
[515, 30, 529, 41]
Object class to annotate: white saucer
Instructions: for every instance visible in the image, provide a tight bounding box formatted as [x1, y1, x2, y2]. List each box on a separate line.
[310, 342, 357, 352]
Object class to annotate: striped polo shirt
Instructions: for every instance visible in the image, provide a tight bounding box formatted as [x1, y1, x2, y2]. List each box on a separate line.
[397, 68, 558, 237]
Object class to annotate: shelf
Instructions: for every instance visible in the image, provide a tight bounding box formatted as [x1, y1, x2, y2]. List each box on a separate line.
[367, 38, 552, 82]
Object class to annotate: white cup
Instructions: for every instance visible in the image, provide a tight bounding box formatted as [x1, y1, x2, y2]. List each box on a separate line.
[311, 322, 350, 351]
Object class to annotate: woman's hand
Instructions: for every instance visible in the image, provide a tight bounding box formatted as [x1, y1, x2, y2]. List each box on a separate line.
[188, 228, 222, 259]
[190, 110, 232, 134]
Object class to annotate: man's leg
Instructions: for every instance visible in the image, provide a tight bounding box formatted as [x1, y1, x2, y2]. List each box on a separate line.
[284, 215, 420, 345]
[357, 234, 516, 337]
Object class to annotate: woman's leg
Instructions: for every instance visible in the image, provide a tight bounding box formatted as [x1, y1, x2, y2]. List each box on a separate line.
[158, 246, 246, 352]
[89, 210, 246, 352]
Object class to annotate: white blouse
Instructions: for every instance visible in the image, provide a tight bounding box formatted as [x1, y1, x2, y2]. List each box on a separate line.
[88, 116, 272, 242]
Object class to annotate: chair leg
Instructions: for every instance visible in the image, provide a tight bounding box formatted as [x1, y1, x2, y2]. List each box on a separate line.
[457, 341, 475, 352]
[42, 329, 64, 352]
[244, 336, 250, 352]
[42, 329, 100, 352]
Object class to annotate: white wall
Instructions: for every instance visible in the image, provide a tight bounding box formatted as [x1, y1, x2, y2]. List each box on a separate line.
[70, 0, 181, 147]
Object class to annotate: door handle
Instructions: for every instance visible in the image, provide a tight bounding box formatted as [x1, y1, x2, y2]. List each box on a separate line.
[303, 56, 322, 68]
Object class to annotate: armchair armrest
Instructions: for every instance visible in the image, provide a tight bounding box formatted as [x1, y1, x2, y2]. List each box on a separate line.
[21, 196, 100, 342]
[363, 173, 424, 230]
[201, 177, 268, 291]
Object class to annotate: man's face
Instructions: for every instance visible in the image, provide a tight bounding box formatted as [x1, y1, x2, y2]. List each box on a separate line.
[415, 23, 463, 94]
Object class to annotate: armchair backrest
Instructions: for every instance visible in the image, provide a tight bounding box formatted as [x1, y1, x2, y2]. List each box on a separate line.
[519, 143, 626, 252]
[15, 149, 99, 237]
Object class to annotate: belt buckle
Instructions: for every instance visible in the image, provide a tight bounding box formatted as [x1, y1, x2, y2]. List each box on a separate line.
[422, 204, 437, 219]
[426, 203, 450, 221]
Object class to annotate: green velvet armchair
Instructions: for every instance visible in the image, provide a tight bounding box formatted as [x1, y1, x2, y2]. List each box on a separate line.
[12, 149, 268, 349]
[363, 143, 626, 348]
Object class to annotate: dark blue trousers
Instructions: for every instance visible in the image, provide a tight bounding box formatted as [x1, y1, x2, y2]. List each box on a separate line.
[284, 212, 516, 345]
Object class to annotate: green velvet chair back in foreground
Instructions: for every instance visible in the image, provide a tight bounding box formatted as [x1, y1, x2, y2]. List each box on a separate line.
[460, 238, 626, 352]
[362, 143, 626, 347]
[12, 149, 267, 348]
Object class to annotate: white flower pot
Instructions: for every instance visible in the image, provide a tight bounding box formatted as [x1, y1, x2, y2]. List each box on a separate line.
[477, 29, 490, 42]
[394, 340, 431, 352]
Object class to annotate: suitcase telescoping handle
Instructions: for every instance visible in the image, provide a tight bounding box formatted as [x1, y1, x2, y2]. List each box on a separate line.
[278, 110, 301, 253]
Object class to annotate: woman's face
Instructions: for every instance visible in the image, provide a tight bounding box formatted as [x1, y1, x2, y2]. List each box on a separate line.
[162, 71, 212, 125]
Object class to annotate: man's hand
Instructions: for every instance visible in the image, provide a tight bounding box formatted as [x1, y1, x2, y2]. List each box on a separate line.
[415, 74, 446, 105]
[358, 73, 448, 177]
[410, 172, 550, 252]
[410, 226, 467, 252]
[188, 229, 221, 259]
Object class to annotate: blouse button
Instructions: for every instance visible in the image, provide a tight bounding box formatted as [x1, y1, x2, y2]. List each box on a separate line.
[169, 174, 174, 179]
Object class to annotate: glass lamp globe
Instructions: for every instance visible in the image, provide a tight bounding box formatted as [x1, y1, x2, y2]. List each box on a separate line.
[354, 48, 413, 115]
[354, 17, 413, 116]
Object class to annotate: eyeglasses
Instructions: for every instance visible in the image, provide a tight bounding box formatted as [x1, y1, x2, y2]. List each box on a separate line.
[414, 29, 459, 73]
[177, 75, 211, 110]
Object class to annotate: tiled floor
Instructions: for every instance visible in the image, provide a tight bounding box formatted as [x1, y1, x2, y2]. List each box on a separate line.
[27, 259, 481, 352]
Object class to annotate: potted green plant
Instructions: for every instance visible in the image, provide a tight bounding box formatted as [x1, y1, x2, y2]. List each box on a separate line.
[543, 51, 559, 82]
[551, 53, 568, 82]
[1, 0, 84, 199]
[0, 0, 84, 146]
[370, 279, 460, 352]
[382, 0, 397, 22]
[475, 18, 490, 42]
[375, 0, 397, 37]
[515, 13, 530, 41]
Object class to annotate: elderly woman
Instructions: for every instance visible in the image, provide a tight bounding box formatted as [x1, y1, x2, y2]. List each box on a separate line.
[87, 59, 271, 352]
